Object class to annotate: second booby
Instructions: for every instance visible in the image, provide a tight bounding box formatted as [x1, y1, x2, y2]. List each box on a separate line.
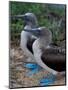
[24, 27, 66, 75]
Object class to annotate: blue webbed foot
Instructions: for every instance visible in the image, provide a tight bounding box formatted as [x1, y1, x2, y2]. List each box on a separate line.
[39, 74, 56, 86]
[24, 63, 42, 76]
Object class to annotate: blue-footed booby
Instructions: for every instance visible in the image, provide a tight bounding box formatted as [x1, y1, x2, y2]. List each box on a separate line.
[14, 13, 38, 62]
[24, 27, 66, 76]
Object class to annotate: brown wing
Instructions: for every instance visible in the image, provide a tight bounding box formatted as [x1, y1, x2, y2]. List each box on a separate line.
[41, 46, 66, 72]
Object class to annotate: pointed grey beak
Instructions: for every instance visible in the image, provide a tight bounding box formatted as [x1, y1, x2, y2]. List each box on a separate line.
[11, 15, 25, 19]
[24, 28, 41, 36]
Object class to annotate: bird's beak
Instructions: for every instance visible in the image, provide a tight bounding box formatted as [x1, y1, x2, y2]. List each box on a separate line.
[24, 28, 41, 36]
[11, 14, 25, 19]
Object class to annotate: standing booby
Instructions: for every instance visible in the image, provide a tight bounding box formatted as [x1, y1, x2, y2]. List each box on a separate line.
[24, 27, 66, 76]
[14, 13, 38, 62]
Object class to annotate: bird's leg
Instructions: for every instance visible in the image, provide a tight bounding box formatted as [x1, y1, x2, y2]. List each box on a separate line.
[26, 56, 35, 63]
[24, 49, 35, 62]
[21, 43, 35, 62]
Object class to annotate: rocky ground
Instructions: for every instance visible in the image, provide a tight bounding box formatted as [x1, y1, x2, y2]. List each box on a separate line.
[9, 46, 65, 89]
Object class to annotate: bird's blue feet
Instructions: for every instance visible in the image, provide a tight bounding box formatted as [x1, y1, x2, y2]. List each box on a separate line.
[24, 63, 39, 69]
[24, 63, 42, 76]
[39, 74, 56, 86]
[24, 63, 56, 85]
